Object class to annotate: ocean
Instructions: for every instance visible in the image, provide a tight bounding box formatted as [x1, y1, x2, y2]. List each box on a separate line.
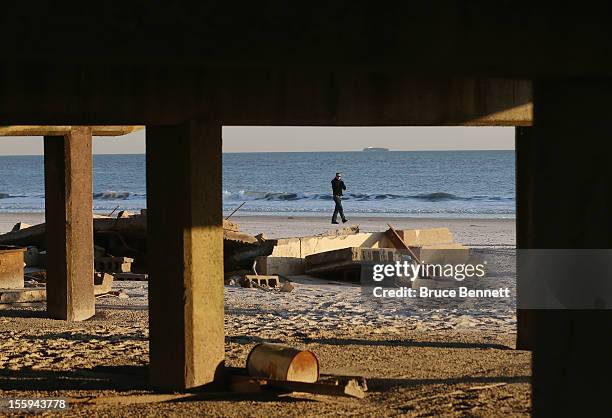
[0, 151, 514, 218]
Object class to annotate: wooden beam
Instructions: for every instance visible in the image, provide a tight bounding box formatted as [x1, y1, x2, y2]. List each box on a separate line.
[0, 125, 144, 136]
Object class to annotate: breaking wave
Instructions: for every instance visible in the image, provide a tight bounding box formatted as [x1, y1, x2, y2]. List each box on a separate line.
[0, 193, 28, 199]
[93, 191, 145, 200]
[222, 190, 513, 203]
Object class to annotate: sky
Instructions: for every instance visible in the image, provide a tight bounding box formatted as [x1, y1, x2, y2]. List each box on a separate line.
[0, 126, 514, 155]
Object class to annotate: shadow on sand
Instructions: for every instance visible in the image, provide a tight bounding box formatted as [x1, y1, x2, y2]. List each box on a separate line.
[301, 337, 512, 350]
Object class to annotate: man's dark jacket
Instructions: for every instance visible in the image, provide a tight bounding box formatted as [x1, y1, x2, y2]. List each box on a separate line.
[331, 178, 346, 196]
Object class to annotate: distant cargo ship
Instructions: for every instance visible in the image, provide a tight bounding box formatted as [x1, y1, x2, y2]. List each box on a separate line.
[362, 147, 390, 152]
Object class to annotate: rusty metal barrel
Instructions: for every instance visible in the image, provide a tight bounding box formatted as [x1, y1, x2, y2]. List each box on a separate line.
[246, 343, 319, 383]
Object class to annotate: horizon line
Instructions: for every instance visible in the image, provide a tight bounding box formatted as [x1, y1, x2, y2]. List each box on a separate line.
[0, 148, 515, 157]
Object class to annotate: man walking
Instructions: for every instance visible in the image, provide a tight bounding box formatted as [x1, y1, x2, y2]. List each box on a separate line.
[331, 172, 348, 224]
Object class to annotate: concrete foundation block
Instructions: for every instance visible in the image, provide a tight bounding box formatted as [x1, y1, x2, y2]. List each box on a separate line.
[0, 246, 26, 289]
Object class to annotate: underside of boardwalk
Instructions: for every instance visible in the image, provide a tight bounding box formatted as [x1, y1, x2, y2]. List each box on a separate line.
[1, 3, 612, 415]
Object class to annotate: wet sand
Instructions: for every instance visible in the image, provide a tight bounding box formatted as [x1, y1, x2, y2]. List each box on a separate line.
[0, 213, 527, 417]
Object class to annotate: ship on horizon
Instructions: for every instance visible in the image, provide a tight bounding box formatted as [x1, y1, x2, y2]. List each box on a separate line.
[362, 146, 390, 152]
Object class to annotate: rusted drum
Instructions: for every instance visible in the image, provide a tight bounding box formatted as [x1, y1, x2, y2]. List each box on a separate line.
[0, 245, 26, 289]
[247, 343, 319, 383]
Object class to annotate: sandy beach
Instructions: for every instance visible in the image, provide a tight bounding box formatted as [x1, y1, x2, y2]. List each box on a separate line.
[0, 212, 515, 246]
[0, 213, 527, 417]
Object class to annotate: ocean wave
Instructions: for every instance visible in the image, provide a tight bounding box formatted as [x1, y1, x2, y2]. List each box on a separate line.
[0, 193, 28, 199]
[222, 190, 513, 203]
[93, 191, 145, 200]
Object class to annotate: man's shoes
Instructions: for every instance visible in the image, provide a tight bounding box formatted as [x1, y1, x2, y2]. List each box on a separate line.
[331, 221, 339, 224]
[342, 218, 349, 223]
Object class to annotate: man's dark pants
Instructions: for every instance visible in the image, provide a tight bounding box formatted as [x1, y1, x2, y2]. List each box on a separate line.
[332, 195, 346, 222]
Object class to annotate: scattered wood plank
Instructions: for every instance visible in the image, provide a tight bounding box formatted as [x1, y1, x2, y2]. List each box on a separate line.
[228, 372, 367, 399]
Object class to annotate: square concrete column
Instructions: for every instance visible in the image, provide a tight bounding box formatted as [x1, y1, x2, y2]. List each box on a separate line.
[515, 126, 535, 350]
[44, 127, 95, 321]
[147, 120, 224, 389]
[530, 80, 612, 416]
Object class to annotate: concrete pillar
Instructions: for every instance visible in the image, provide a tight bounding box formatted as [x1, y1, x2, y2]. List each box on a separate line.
[147, 120, 224, 389]
[44, 127, 95, 321]
[515, 126, 535, 350]
[530, 80, 612, 416]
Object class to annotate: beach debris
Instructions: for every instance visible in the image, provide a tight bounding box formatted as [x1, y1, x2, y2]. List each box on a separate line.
[96, 290, 129, 299]
[24, 246, 45, 267]
[223, 219, 241, 232]
[386, 224, 470, 264]
[24, 268, 46, 282]
[0, 214, 263, 274]
[225, 201, 247, 220]
[95, 256, 134, 274]
[0, 224, 45, 249]
[228, 344, 366, 399]
[116, 210, 135, 218]
[228, 374, 367, 399]
[112, 272, 148, 281]
[225, 240, 276, 271]
[279, 282, 295, 292]
[247, 343, 319, 383]
[240, 274, 280, 288]
[0, 245, 26, 289]
[94, 272, 114, 295]
[11, 222, 31, 232]
[107, 205, 121, 217]
[385, 224, 422, 263]
[0, 288, 45, 303]
[305, 247, 411, 281]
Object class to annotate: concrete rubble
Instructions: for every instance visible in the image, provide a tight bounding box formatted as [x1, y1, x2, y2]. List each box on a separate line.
[0, 212, 470, 301]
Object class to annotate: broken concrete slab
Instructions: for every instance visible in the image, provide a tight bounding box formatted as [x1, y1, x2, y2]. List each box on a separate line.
[255, 227, 468, 277]
[305, 247, 412, 279]
[255, 256, 304, 276]
[223, 219, 241, 232]
[256, 231, 395, 276]
[316, 225, 360, 237]
[94, 272, 114, 295]
[397, 227, 455, 246]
